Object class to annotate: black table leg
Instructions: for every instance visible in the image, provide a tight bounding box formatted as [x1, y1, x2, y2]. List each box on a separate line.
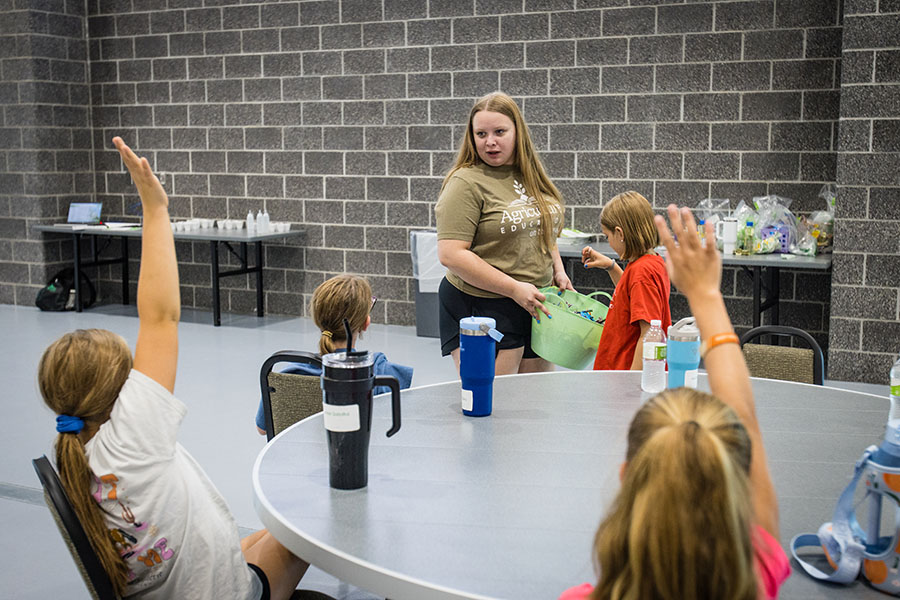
[121, 236, 129, 305]
[256, 240, 264, 317]
[73, 233, 82, 312]
[769, 267, 780, 326]
[752, 265, 761, 328]
[211, 240, 221, 327]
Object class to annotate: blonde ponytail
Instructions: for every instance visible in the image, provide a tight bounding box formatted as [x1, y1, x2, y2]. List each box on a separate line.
[592, 389, 756, 600]
[38, 329, 133, 596]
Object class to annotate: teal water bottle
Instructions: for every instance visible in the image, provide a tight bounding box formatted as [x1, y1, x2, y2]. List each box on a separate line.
[667, 317, 700, 389]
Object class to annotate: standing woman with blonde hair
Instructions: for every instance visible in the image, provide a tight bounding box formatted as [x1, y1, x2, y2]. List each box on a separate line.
[559, 206, 790, 600]
[436, 91, 572, 375]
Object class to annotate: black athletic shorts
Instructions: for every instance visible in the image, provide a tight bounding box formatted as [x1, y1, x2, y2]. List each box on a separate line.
[248, 563, 270, 600]
[438, 277, 538, 359]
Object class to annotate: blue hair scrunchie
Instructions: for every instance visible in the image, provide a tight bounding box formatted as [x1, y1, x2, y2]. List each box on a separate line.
[56, 415, 84, 434]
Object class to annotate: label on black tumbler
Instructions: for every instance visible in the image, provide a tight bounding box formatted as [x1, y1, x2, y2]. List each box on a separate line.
[323, 403, 360, 432]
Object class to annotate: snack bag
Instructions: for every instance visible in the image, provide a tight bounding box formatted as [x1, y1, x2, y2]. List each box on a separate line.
[804, 184, 835, 253]
[753, 195, 798, 254]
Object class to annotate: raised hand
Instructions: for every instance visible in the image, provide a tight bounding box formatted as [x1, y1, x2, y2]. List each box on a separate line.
[653, 205, 720, 300]
[112, 137, 167, 212]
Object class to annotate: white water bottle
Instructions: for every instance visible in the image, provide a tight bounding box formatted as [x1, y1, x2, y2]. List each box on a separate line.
[261, 209, 270, 233]
[246, 210, 255, 231]
[256, 209, 265, 233]
[641, 319, 667, 394]
[890, 355, 900, 421]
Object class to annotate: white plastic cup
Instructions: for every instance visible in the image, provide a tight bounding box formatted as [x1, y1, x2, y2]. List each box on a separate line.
[716, 217, 738, 255]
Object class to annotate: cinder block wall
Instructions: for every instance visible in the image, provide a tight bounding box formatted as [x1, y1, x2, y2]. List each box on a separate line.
[828, 1, 900, 382]
[1, 0, 92, 301]
[4, 0, 894, 382]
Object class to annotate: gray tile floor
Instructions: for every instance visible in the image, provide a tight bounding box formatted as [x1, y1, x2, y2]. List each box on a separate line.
[1, 303, 888, 599]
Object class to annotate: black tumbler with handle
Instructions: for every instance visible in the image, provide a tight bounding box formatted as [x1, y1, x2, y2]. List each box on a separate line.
[321, 346, 402, 490]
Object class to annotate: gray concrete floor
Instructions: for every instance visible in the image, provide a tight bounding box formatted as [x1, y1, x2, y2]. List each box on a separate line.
[0, 303, 888, 599]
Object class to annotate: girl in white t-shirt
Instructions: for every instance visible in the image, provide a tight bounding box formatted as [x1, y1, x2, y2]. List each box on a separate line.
[38, 137, 309, 599]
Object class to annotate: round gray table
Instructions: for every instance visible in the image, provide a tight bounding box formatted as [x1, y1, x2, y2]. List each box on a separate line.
[253, 371, 887, 600]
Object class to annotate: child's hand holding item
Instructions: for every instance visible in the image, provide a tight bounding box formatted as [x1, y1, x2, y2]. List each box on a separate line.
[581, 245, 615, 270]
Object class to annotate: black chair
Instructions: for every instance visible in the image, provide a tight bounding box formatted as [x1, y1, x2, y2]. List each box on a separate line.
[260, 350, 324, 441]
[739, 325, 825, 385]
[33, 455, 119, 600]
[34, 455, 339, 600]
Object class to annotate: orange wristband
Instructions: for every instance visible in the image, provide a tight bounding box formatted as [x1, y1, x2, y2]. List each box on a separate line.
[700, 332, 740, 359]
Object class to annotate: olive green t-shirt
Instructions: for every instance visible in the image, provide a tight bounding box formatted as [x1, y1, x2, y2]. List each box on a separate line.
[435, 163, 563, 299]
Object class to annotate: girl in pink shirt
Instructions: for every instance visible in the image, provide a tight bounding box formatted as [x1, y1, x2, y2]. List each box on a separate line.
[560, 206, 790, 600]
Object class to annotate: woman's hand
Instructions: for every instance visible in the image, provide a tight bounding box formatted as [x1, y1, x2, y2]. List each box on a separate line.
[653, 205, 721, 300]
[113, 137, 168, 211]
[581, 246, 615, 270]
[553, 269, 575, 292]
[511, 281, 551, 322]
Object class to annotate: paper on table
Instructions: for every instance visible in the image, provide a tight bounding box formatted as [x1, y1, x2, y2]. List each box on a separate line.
[100, 222, 140, 229]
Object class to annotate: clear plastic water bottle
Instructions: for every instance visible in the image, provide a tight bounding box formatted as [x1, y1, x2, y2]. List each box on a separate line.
[246, 210, 255, 232]
[890, 354, 900, 421]
[641, 319, 667, 394]
[256, 209, 265, 233]
[261, 209, 270, 233]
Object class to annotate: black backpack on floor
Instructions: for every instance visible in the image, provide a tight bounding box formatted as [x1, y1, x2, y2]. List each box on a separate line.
[35, 268, 96, 311]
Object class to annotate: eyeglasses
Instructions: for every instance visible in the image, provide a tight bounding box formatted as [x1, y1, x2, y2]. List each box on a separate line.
[371, 296, 378, 311]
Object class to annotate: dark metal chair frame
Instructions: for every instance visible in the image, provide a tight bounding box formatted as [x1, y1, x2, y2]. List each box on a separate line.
[33, 455, 119, 600]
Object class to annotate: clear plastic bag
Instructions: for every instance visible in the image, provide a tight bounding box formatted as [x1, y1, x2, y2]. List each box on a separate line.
[791, 218, 818, 256]
[695, 198, 731, 225]
[803, 184, 835, 253]
[696, 198, 731, 250]
[733, 200, 759, 255]
[752, 195, 798, 254]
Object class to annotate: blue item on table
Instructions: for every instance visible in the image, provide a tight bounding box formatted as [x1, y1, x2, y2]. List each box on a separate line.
[459, 316, 503, 417]
[667, 316, 700, 389]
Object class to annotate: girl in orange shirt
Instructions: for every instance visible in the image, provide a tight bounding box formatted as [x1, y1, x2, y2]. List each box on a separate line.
[582, 191, 671, 370]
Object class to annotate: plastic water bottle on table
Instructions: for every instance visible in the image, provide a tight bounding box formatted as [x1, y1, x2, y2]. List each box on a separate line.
[641, 319, 666, 394]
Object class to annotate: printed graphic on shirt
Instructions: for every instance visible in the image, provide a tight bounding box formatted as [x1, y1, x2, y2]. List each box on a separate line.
[94, 472, 176, 586]
[498, 179, 561, 237]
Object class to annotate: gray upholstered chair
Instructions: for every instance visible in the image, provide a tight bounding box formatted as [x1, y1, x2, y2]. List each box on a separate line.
[33, 455, 119, 600]
[260, 350, 324, 441]
[739, 325, 825, 385]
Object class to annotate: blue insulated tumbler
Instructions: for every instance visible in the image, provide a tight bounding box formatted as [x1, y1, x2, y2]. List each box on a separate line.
[667, 317, 701, 389]
[459, 317, 504, 417]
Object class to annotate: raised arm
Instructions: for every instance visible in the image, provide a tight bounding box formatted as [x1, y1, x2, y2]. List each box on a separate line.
[654, 205, 779, 538]
[113, 137, 180, 393]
